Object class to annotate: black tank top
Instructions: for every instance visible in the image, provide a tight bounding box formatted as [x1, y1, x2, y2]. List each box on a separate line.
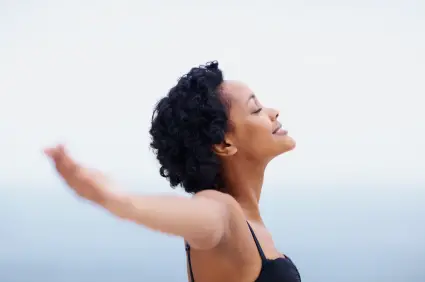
[185, 222, 301, 282]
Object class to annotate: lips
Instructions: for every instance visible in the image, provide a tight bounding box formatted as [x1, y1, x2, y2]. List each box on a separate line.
[272, 123, 282, 134]
[272, 122, 288, 135]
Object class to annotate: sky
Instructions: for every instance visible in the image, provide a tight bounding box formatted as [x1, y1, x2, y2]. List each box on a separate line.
[1, 1, 425, 281]
[1, 0, 424, 191]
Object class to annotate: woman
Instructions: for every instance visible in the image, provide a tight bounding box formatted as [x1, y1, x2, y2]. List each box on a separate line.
[45, 61, 301, 281]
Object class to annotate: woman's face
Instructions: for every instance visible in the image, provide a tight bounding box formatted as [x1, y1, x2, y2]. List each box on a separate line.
[220, 80, 296, 161]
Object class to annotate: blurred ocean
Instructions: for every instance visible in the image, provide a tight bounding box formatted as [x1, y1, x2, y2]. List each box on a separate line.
[1, 182, 424, 282]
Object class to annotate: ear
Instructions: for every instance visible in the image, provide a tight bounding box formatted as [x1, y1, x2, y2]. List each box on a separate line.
[212, 138, 237, 157]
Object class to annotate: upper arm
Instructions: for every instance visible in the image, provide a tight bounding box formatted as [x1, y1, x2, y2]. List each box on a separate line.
[188, 190, 243, 250]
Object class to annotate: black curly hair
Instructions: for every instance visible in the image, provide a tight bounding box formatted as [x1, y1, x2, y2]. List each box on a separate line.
[149, 61, 230, 194]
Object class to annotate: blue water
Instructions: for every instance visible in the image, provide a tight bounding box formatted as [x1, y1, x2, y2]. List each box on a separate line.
[1, 183, 424, 282]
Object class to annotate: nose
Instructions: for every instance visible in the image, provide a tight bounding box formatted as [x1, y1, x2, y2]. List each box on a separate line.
[269, 108, 279, 121]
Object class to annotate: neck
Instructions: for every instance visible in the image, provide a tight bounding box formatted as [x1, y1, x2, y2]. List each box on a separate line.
[221, 157, 267, 222]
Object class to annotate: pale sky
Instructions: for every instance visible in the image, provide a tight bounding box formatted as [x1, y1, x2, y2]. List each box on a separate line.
[1, 0, 424, 192]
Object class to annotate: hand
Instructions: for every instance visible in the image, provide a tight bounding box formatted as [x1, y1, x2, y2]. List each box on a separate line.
[44, 144, 116, 205]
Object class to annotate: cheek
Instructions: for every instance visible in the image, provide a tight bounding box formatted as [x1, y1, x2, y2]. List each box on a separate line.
[247, 116, 273, 136]
[237, 118, 273, 149]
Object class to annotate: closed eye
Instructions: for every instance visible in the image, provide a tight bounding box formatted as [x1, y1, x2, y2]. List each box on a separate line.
[252, 108, 262, 114]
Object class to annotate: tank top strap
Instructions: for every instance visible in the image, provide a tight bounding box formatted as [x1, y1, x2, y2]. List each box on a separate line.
[186, 222, 266, 282]
[185, 242, 195, 282]
[247, 221, 267, 262]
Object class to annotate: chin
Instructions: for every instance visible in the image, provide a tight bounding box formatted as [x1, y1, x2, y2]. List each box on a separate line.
[279, 135, 296, 154]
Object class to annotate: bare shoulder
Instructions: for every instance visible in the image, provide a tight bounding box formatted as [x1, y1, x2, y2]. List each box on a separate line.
[189, 190, 261, 281]
[193, 190, 248, 244]
[193, 189, 244, 214]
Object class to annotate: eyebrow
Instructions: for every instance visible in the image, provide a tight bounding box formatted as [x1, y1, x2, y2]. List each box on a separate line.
[247, 93, 256, 103]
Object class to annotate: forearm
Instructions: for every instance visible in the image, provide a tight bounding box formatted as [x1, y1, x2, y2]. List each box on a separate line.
[101, 193, 228, 249]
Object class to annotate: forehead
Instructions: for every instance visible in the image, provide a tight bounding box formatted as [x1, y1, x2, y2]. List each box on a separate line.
[220, 80, 253, 103]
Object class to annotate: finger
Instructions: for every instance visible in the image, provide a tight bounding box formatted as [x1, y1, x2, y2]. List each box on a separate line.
[46, 144, 67, 163]
[44, 143, 64, 159]
[44, 146, 58, 158]
[54, 145, 80, 176]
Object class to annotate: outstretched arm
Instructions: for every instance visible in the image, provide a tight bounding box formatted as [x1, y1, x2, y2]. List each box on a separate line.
[44, 145, 237, 250]
[103, 192, 232, 250]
